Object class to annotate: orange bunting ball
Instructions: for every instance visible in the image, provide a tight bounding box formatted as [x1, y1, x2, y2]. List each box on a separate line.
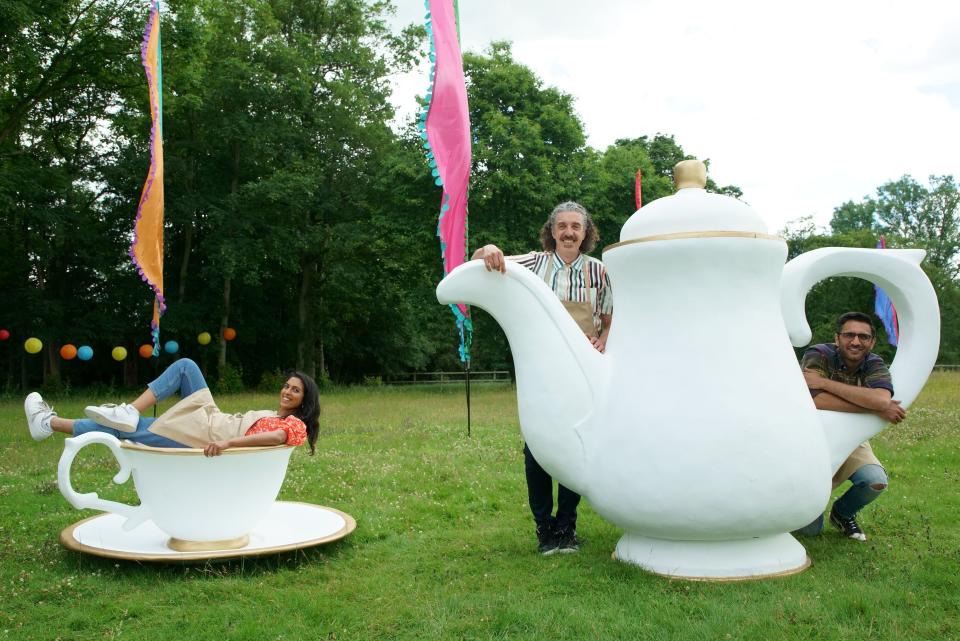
[139, 344, 154, 359]
[60, 344, 78, 360]
[223, 327, 237, 341]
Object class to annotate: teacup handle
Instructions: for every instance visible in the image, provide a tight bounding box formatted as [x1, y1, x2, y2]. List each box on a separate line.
[58, 432, 151, 531]
[780, 247, 941, 471]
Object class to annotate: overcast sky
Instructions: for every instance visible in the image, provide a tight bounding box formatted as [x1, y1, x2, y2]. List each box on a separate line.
[387, 0, 960, 232]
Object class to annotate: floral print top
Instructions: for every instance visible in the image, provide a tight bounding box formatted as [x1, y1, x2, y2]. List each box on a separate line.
[244, 415, 307, 446]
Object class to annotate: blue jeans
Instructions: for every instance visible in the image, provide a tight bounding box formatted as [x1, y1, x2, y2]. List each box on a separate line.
[794, 464, 888, 536]
[73, 359, 209, 448]
[146, 358, 209, 401]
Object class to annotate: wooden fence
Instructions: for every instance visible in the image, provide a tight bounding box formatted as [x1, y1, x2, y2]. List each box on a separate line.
[384, 365, 956, 386]
[386, 370, 512, 385]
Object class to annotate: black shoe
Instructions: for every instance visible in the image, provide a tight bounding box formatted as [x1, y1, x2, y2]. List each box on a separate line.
[829, 505, 867, 541]
[555, 527, 580, 554]
[536, 525, 558, 555]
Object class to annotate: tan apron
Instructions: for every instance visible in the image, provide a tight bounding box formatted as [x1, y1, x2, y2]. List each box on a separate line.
[147, 388, 276, 448]
[832, 442, 882, 489]
[543, 253, 598, 338]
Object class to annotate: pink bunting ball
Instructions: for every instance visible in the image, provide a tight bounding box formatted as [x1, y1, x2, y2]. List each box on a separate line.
[0, 329, 9, 341]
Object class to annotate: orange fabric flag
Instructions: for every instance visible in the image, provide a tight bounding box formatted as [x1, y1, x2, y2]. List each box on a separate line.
[130, 2, 165, 353]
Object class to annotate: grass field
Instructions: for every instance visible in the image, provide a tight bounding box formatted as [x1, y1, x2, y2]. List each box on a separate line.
[1, 373, 958, 640]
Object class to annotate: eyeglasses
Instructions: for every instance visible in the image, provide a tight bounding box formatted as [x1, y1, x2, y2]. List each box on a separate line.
[838, 332, 874, 342]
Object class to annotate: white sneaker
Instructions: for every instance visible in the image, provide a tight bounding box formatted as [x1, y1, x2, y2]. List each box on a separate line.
[24, 392, 56, 441]
[84, 403, 140, 432]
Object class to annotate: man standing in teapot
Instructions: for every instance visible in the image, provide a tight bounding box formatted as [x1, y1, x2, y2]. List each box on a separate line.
[473, 201, 613, 555]
[798, 311, 906, 541]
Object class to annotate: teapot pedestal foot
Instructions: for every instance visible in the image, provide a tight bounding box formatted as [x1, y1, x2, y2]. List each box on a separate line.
[613, 532, 810, 580]
[167, 534, 250, 552]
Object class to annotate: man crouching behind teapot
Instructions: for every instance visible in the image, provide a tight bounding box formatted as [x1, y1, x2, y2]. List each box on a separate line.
[473, 201, 613, 556]
[796, 311, 906, 541]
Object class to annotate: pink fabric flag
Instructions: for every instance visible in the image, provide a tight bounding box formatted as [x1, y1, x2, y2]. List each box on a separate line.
[421, 0, 472, 361]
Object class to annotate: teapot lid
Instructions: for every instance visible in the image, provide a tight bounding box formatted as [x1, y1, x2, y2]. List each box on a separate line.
[619, 160, 770, 241]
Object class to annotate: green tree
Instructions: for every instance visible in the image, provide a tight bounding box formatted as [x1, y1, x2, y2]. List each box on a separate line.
[787, 172, 960, 365]
[874, 175, 960, 277]
[0, 0, 146, 387]
[463, 41, 589, 257]
[830, 199, 877, 234]
[579, 135, 742, 247]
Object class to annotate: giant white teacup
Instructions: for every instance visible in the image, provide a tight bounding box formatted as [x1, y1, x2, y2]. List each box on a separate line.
[437, 160, 941, 579]
[58, 432, 294, 551]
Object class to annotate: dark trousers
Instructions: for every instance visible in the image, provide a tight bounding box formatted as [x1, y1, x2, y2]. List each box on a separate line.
[523, 443, 580, 531]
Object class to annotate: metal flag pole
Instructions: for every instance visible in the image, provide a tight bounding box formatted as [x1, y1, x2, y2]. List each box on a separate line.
[465, 357, 471, 437]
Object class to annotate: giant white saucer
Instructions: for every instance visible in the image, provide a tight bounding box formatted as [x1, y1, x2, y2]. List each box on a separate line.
[60, 501, 356, 562]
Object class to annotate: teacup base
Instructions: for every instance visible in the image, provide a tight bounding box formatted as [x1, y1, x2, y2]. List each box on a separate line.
[613, 532, 810, 581]
[168, 534, 250, 552]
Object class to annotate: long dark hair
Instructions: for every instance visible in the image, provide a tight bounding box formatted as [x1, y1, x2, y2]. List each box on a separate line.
[284, 370, 320, 455]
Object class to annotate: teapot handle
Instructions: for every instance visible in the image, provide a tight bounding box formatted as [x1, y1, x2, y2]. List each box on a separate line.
[58, 432, 151, 531]
[780, 247, 940, 472]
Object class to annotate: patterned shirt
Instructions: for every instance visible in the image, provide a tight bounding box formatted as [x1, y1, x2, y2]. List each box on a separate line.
[801, 344, 894, 396]
[244, 415, 307, 446]
[511, 251, 613, 334]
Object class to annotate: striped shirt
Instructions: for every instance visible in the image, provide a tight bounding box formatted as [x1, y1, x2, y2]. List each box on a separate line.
[511, 251, 613, 334]
[801, 344, 894, 395]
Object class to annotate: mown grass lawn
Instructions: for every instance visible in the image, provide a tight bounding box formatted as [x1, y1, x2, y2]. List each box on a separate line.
[1, 373, 958, 640]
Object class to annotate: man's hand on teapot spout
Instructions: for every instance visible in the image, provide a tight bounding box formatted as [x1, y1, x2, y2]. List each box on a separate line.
[472, 244, 507, 273]
[877, 399, 906, 424]
[589, 334, 606, 353]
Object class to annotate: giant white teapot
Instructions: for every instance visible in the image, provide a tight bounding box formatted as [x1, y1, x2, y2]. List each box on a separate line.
[437, 160, 940, 579]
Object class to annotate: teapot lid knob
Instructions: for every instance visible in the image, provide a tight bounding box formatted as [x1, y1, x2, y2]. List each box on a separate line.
[616, 157, 770, 241]
[674, 160, 707, 189]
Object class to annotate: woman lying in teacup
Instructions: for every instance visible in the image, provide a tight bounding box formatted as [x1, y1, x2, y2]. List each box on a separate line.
[24, 358, 319, 456]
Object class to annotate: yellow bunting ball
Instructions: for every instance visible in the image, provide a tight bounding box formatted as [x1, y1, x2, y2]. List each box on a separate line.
[197, 332, 212, 346]
[24, 337, 42, 354]
[111, 346, 128, 361]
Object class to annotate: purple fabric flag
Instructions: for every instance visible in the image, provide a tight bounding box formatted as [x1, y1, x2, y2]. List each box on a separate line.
[875, 237, 899, 346]
[420, 0, 472, 362]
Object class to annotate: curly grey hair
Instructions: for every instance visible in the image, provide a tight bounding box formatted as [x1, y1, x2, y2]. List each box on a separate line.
[539, 201, 599, 253]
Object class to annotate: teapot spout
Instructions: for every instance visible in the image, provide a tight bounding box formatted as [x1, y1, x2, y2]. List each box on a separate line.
[437, 261, 607, 494]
